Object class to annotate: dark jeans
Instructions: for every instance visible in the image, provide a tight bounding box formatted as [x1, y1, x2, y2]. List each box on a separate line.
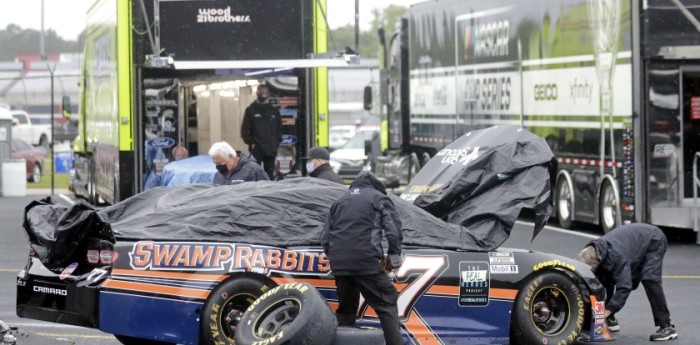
[335, 274, 404, 345]
[642, 280, 672, 327]
[251, 150, 276, 180]
[605, 281, 671, 327]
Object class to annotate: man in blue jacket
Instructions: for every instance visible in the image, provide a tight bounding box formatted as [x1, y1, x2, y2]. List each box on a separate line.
[321, 171, 404, 345]
[577, 223, 677, 341]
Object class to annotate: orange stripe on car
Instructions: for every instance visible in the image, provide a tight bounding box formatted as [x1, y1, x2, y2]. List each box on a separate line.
[103, 279, 210, 300]
[271, 277, 337, 288]
[111, 268, 227, 282]
[404, 310, 443, 345]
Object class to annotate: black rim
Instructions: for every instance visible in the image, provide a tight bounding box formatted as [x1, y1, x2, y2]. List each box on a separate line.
[221, 293, 255, 338]
[530, 286, 570, 335]
[254, 298, 301, 338]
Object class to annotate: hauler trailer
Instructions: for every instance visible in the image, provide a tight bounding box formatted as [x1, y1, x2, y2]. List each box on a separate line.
[71, 0, 357, 205]
[371, 0, 700, 235]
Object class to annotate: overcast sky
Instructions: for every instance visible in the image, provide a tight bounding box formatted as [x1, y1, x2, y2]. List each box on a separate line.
[0, 0, 425, 41]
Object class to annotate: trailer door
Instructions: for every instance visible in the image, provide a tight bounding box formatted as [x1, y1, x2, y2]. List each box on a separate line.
[646, 66, 683, 225]
[681, 68, 700, 202]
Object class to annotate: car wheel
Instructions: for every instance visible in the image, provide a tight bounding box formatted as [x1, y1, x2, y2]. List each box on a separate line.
[556, 178, 573, 229]
[39, 135, 49, 149]
[114, 335, 174, 345]
[600, 180, 619, 233]
[234, 282, 337, 345]
[333, 326, 386, 345]
[200, 276, 276, 345]
[30, 164, 42, 183]
[420, 152, 431, 168]
[512, 272, 585, 345]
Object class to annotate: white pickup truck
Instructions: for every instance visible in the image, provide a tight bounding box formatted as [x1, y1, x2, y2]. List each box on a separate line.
[11, 110, 52, 147]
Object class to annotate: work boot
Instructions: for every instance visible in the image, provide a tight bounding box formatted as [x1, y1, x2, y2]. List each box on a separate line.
[650, 324, 678, 341]
[606, 316, 620, 332]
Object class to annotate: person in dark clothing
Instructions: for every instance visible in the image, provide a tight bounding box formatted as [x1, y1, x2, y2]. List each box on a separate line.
[577, 223, 677, 341]
[320, 171, 404, 345]
[303, 147, 344, 184]
[241, 84, 282, 180]
[208, 141, 269, 185]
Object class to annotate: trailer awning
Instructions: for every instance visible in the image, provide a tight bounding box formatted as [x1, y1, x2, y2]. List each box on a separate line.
[172, 58, 356, 70]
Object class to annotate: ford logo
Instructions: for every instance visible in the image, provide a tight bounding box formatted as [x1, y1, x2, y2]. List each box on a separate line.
[279, 134, 298, 146]
[149, 137, 176, 148]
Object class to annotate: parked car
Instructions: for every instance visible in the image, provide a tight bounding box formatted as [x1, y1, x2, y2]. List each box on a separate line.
[11, 110, 52, 148]
[329, 125, 356, 149]
[31, 115, 79, 144]
[12, 138, 44, 183]
[329, 130, 378, 179]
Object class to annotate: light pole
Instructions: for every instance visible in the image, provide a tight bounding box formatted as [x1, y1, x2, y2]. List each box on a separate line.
[47, 62, 56, 195]
[40, 0, 46, 60]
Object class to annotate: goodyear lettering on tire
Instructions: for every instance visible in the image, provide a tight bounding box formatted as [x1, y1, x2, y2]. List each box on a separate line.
[252, 332, 284, 345]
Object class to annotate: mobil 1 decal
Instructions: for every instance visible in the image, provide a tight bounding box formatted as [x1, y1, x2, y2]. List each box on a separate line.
[458, 261, 489, 306]
[489, 252, 519, 274]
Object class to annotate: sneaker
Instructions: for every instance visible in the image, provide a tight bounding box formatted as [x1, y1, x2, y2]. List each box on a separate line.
[606, 316, 620, 332]
[650, 325, 678, 341]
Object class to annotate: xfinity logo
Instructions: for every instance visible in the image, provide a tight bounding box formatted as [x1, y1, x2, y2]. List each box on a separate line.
[33, 286, 67, 296]
[197, 7, 251, 23]
[570, 78, 593, 105]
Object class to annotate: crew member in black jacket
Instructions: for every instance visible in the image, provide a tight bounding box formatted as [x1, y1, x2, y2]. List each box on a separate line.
[208, 141, 269, 184]
[241, 84, 282, 180]
[303, 147, 343, 184]
[320, 171, 403, 345]
[577, 223, 677, 341]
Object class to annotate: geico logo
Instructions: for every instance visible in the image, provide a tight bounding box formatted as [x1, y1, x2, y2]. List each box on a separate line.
[534, 84, 558, 101]
[33, 286, 68, 296]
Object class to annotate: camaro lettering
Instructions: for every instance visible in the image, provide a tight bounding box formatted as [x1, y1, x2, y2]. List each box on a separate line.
[129, 242, 330, 275]
[33, 286, 67, 296]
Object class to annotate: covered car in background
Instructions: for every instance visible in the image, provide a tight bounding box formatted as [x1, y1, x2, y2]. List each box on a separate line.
[158, 155, 216, 187]
[17, 126, 611, 345]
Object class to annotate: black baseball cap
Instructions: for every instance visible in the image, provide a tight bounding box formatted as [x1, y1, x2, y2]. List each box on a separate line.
[302, 147, 330, 160]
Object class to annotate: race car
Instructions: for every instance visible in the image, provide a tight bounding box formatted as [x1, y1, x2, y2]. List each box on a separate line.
[17, 126, 612, 345]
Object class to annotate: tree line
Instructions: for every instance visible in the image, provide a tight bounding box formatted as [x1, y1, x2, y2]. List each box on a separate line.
[0, 24, 85, 61]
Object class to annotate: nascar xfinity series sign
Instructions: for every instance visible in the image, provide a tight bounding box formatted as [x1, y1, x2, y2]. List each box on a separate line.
[158, 0, 303, 61]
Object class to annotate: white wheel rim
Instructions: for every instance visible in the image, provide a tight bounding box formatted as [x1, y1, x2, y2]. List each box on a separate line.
[558, 182, 571, 221]
[602, 185, 617, 230]
[33, 166, 41, 182]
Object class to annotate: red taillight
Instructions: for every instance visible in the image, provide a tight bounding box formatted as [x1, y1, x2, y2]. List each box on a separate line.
[87, 249, 118, 265]
[99, 250, 114, 265]
[87, 250, 99, 264]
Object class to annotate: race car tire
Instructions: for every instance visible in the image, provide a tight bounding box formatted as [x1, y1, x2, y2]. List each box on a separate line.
[115, 335, 174, 345]
[332, 326, 386, 345]
[234, 282, 337, 345]
[512, 272, 585, 345]
[200, 276, 276, 345]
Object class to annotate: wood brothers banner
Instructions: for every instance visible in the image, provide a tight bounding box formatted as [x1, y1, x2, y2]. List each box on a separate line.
[159, 0, 303, 61]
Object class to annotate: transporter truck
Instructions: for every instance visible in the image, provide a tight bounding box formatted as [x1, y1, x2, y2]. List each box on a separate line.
[372, 0, 700, 235]
[71, 0, 357, 205]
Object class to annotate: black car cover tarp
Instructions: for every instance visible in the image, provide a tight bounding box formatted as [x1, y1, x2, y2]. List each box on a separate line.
[23, 126, 556, 268]
[401, 125, 556, 244]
